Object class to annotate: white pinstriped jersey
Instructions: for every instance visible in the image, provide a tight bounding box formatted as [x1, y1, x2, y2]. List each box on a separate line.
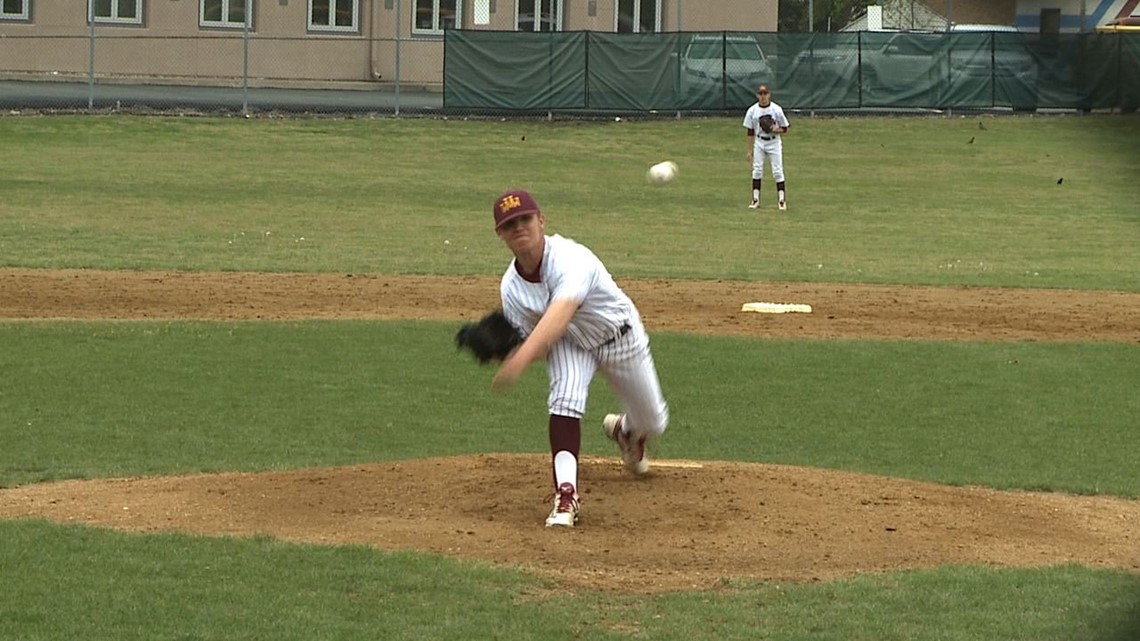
[499, 233, 667, 433]
[500, 234, 635, 351]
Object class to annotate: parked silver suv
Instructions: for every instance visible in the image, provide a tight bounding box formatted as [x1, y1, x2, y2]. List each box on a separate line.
[795, 30, 1036, 103]
[679, 35, 773, 93]
[946, 24, 1037, 85]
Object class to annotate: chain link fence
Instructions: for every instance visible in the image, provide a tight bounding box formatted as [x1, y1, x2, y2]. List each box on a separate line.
[2, 26, 1137, 118]
[0, 31, 443, 116]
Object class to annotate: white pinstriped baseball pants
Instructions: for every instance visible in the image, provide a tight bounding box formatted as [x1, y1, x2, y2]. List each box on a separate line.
[545, 320, 669, 438]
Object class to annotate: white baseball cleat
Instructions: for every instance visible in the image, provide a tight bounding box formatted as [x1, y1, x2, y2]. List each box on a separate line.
[748, 199, 760, 209]
[602, 413, 649, 475]
[545, 482, 580, 527]
[778, 199, 787, 211]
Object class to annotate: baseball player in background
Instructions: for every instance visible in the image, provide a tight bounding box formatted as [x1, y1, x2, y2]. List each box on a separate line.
[489, 189, 670, 528]
[743, 84, 790, 210]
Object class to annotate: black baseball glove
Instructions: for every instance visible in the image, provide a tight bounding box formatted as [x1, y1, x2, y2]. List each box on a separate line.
[456, 309, 523, 364]
[758, 114, 776, 134]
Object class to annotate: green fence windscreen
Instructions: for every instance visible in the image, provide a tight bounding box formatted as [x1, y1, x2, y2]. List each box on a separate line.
[444, 31, 586, 109]
[444, 31, 1140, 112]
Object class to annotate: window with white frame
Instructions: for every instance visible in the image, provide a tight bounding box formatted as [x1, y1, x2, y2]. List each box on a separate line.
[309, 0, 358, 32]
[616, 0, 658, 33]
[517, 0, 561, 32]
[90, 0, 143, 24]
[201, 0, 249, 28]
[414, 0, 460, 35]
[1, 0, 31, 21]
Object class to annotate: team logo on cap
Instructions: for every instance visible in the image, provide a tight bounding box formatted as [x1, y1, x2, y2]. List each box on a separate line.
[499, 194, 522, 213]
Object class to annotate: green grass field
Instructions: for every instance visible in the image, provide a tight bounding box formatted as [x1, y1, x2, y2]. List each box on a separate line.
[0, 114, 1138, 640]
[1, 114, 1137, 287]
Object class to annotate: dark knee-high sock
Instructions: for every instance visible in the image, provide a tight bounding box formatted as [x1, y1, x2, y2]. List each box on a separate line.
[549, 414, 581, 488]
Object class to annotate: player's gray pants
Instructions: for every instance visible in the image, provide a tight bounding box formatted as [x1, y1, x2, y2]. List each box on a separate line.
[546, 320, 669, 438]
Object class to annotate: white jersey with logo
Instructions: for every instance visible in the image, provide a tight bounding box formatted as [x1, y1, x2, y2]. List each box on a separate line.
[743, 100, 789, 141]
[743, 100, 789, 181]
[500, 234, 668, 435]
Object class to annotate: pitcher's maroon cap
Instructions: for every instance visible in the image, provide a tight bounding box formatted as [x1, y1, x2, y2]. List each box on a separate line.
[493, 190, 541, 229]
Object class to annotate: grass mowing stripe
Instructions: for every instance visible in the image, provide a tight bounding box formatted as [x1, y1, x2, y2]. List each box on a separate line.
[657, 335, 1140, 496]
[1, 116, 1137, 289]
[1, 519, 1136, 641]
[2, 321, 1137, 497]
[0, 520, 576, 641]
[0, 320, 553, 484]
[647, 565, 1140, 641]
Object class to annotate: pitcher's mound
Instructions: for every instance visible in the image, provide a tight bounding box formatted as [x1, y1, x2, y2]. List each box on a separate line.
[2, 454, 1137, 593]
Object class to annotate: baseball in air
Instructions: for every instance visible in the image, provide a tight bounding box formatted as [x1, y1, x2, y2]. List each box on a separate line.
[646, 160, 678, 185]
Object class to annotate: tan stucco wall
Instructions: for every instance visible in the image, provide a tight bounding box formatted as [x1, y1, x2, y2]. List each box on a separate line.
[673, 0, 778, 32]
[0, 0, 778, 87]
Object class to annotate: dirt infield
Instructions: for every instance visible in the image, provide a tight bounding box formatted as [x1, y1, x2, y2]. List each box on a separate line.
[1, 268, 1138, 593]
[4, 268, 1140, 342]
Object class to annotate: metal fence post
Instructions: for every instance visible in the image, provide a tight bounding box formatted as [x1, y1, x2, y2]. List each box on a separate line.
[808, 33, 817, 116]
[989, 31, 995, 109]
[395, 0, 402, 117]
[243, 5, 251, 116]
[720, 31, 726, 109]
[87, 3, 95, 110]
[1116, 29, 1122, 112]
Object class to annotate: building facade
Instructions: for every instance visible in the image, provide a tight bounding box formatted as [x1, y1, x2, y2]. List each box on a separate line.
[0, 1, 778, 89]
[1015, 0, 1140, 33]
[848, 0, 1139, 33]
